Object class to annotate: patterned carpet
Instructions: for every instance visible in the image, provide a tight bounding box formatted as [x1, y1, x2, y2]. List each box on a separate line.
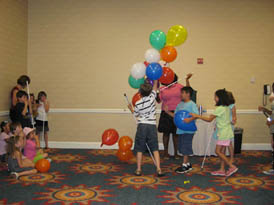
[0, 149, 273, 205]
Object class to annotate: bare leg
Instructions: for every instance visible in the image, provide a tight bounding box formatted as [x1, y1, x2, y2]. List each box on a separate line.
[136, 152, 142, 171]
[172, 134, 179, 158]
[153, 151, 162, 172]
[163, 134, 170, 158]
[183, 155, 189, 164]
[216, 145, 236, 169]
[22, 158, 35, 168]
[219, 146, 226, 172]
[44, 132, 49, 148]
[34, 135, 40, 148]
[228, 142, 234, 163]
[18, 169, 37, 177]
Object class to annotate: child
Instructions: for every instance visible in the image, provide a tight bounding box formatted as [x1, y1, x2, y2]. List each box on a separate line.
[30, 93, 38, 125]
[191, 89, 238, 176]
[128, 81, 165, 177]
[0, 121, 11, 162]
[23, 127, 49, 163]
[10, 122, 23, 136]
[13, 90, 32, 128]
[36, 91, 50, 150]
[164, 86, 198, 173]
[7, 136, 37, 179]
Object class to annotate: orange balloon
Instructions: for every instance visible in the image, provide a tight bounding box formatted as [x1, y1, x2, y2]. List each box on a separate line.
[101, 129, 119, 147]
[160, 46, 177, 63]
[118, 136, 133, 151]
[35, 159, 50, 173]
[132, 92, 142, 107]
[159, 67, 175, 85]
[117, 149, 134, 162]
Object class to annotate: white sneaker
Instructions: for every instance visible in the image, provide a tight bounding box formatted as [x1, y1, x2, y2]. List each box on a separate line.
[47, 158, 52, 163]
[263, 169, 274, 175]
[11, 172, 19, 179]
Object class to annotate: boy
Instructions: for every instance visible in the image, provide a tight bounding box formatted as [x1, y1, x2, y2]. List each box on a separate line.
[128, 80, 164, 177]
[165, 86, 198, 173]
[13, 91, 32, 128]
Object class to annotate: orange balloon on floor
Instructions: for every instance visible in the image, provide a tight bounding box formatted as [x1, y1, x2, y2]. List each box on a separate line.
[35, 159, 50, 173]
[132, 92, 142, 107]
[159, 67, 175, 85]
[101, 129, 119, 147]
[117, 149, 134, 162]
[160, 46, 177, 63]
[118, 136, 133, 151]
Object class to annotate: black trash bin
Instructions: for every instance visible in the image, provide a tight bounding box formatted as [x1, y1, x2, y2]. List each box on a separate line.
[234, 128, 243, 154]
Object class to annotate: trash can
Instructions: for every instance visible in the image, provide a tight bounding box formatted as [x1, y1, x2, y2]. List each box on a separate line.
[234, 128, 243, 154]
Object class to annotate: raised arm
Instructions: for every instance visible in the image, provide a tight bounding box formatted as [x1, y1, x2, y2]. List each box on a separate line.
[232, 106, 237, 124]
[153, 80, 158, 91]
[44, 101, 50, 113]
[185, 73, 193, 87]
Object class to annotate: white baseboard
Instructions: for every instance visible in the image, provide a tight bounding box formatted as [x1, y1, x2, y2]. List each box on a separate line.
[41, 141, 272, 151]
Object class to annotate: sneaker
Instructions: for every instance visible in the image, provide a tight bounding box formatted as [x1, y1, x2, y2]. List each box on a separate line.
[263, 169, 274, 175]
[175, 164, 190, 174]
[226, 167, 238, 177]
[10, 172, 19, 179]
[187, 163, 193, 171]
[47, 158, 52, 163]
[211, 170, 226, 176]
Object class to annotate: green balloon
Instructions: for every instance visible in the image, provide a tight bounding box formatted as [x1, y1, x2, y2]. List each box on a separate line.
[33, 154, 44, 164]
[128, 75, 145, 89]
[149, 30, 166, 50]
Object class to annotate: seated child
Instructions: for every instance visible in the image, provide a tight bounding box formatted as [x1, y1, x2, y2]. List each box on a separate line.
[0, 121, 11, 162]
[23, 127, 49, 163]
[128, 81, 164, 177]
[165, 86, 198, 173]
[7, 136, 37, 179]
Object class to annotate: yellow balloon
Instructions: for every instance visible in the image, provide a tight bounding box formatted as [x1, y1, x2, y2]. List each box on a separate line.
[166, 25, 188, 46]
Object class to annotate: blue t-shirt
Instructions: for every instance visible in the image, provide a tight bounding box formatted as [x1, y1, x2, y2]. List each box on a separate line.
[175, 100, 199, 134]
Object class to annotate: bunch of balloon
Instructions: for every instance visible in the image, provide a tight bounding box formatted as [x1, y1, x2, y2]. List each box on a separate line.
[117, 136, 134, 162]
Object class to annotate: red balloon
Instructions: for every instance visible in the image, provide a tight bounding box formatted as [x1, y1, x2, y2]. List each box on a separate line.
[101, 129, 119, 147]
[159, 67, 175, 85]
[144, 61, 149, 67]
[118, 136, 133, 151]
[132, 92, 142, 107]
[35, 159, 50, 173]
[117, 149, 134, 162]
[160, 46, 177, 63]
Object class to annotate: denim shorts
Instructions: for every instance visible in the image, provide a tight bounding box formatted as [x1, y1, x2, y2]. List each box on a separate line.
[134, 124, 159, 153]
[178, 134, 194, 155]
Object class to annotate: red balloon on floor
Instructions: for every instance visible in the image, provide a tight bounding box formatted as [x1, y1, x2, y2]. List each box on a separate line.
[118, 136, 133, 151]
[101, 129, 119, 147]
[159, 67, 175, 85]
[117, 149, 134, 161]
[132, 92, 142, 107]
[35, 159, 50, 173]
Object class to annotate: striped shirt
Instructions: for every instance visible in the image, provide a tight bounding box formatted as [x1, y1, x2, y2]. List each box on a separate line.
[134, 90, 157, 124]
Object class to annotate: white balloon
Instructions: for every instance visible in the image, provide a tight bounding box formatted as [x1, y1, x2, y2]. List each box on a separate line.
[145, 48, 160, 63]
[130, 62, 146, 79]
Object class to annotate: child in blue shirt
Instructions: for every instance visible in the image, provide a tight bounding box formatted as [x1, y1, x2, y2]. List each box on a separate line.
[165, 86, 198, 173]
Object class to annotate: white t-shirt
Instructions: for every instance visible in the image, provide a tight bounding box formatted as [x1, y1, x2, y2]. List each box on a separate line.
[36, 101, 48, 121]
[134, 90, 157, 125]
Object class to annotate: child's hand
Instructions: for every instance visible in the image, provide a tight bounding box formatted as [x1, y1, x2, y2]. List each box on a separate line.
[186, 73, 193, 80]
[190, 113, 199, 118]
[163, 105, 169, 112]
[232, 117, 237, 125]
[184, 118, 192, 123]
[266, 120, 272, 127]
[127, 104, 134, 113]
[258, 106, 264, 112]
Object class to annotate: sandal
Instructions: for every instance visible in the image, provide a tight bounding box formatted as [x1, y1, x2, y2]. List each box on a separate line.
[157, 169, 165, 177]
[134, 170, 142, 176]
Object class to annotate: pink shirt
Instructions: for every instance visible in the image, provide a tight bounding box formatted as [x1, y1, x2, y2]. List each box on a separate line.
[159, 83, 183, 110]
[24, 139, 36, 160]
[0, 132, 10, 155]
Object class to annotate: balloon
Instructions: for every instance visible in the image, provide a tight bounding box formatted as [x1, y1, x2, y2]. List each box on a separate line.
[160, 46, 177, 63]
[144, 61, 149, 67]
[132, 92, 142, 107]
[130, 63, 146, 79]
[159, 67, 175, 85]
[145, 78, 160, 88]
[117, 149, 134, 162]
[118, 136, 133, 151]
[33, 154, 44, 164]
[145, 48, 160, 63]
[128, 75, 145, 89]
[35, 159, 50, 173]
[101, 128, 119, 147]
[174, 110, 197, 131]
[166, 25, 188, 46]
[149, 30, 166, 50]
[146, 63, 163, 80]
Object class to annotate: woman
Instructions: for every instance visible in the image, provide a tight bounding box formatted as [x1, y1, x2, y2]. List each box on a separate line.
[157, 73, 193, 159]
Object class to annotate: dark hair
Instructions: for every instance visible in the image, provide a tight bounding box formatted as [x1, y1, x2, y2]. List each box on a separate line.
[0, 121, 9, 132]
[16, 90, 28, 99]
[17, 75, 30, 87]
[161, 73, 178, 86]
[7, 136, 20, 156]
[139, 83, 152, 97]
[30, 93, 34, 98]
[38, 91, 47, 101]
[10, 122, 21, 134]
[181, 86, 193, 98]
[227, 91, 235, 105]
[215, 89, 230, 106]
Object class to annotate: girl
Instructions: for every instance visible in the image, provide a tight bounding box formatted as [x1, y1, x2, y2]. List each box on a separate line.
[191, 89, 238, 176]
[7, 136, 37, 179]
[23, 127, 48, 163]
[0, 121, 11, 162]
[36, 91, 50, 150]
[30, 93, 38, 124]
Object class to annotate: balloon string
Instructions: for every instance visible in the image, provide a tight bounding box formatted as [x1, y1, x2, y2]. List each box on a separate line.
[26, 81, 35, 128]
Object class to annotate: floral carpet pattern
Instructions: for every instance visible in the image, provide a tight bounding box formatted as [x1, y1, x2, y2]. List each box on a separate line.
[0, 149, 273, 204]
